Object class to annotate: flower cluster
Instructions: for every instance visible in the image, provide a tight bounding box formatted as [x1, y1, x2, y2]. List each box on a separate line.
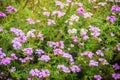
[38, 55, 50, 62]
[89, 25, 101, 38]
[6, 6, 17, 14]
[65, 14, 79, 25]
[0, 12, 6, 17]
[29, 69, 50, 78]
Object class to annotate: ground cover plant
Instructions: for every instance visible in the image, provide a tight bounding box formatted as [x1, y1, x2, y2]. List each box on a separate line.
[0, 0, 120, 80]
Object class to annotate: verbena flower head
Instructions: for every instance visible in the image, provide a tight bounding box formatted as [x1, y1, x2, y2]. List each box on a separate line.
[116, 43, 120, 51]
[89, 25, 101, 38]
[0, 27, 4, 32]
[84, 51, 94, 59]
[26, 29, 36, 38]
[57, 65, 70, 73]
[11, 53, 18, 60]
[89, 60, 98, 66]
[83, 12, 93, 18]
[70, 65, 81, 73]
[9, 67, 16, 72]
[98, 58, 109, 65]
[0, 12, 6, 17]
[54, 48, 64, 55]
[38, 55, 50, 62]
[10, 28, 25, 36]
[96, 50, 104, 56]
[43, 12, 50, 17]
[23, 48, 33, 55]
[1, 57, 11, 65]
[112, 73, 120, 80]
[35, 49, 44, 55]
[26, 18, 35, 24]
[6, 6, 17, 14]
[13, 42, 22, 50]
[107, 16, 116, 23]
[47, 19, 56, 26]
[94, 75, 102, 80]
[77, 7, 85, 15]
[56, 1, 64, 9]
[111, 5, 120, 12]
[112, 63, 120, 70]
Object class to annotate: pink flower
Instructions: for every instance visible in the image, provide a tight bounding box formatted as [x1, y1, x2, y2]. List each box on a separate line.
[38, 55, 50, 62]
[116, 43, 120, 51]
[43, 12, 50, 17]
[84, 51, 94, 59]
[94, 75, 102, 80]
[54, 48, 63, 55]
[6, 6, 17, 14]
[57, 65, 70, 73]
[47, 19, 55, 26]
[1, 57, 11, 65]
[23, 48, 33, 55]
[0, 12, 6, 17]
[107, 16, 116, 23]
[112, 63, 120, 70]
[77, 7, 85, 15]
[0, 27, 3, 32]
[89, 60, 98, 66]
[112, 73, 120, 80]
[56, 1, 64, 9]
[26, 18, 35, 24]
[70, 65, 81, 73]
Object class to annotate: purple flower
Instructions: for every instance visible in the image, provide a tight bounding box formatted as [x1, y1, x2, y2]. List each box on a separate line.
[77, 7, 85, 14]
[98, 58, 109, 65]
[23, 48, 33, 55]
[72, 36, 78, 42]
[11, 53, 18, 60]
[19, 58, 27, 63]
[55, 1, 64, 9]
[96, 50, 104, 56]
[37, 33, 44, 41]
[6, 6, 17, 14]
[57, 65, 70, 73]
[26, 29, 36, 38]
[10, 28, 25, 36]
[39, 69, 50, 78]
[26, 18, 35, 24]
[54, 48, 63, 55]
[70, 65, 81, 73]
[47, 19, 56, 26]
[84, 51, 94, 59]
[13, 41, 22, 50]
[27, 78, 33, 80]
[111, 5, 120, 12]
[9, 67, 16, 72]
[29, 69, 40, 76]
[62, 53, 74, 64]
[29, 69, 50, 78]
[112, 63, 120, 70]
[35, 49, 44, 55]
[116, 43, 120, 51]
[89, 25, 101, 38]
[89, 60, 98, 67]
[94, 75, 102, 80]
[107, 16, 116, 23]
[0, 49, 6, 58]
[0, 12, 6, 17]
[18, 36, 27, 43]
[112, 73, 120, 80]
[1, 57, 11, 65]
[0, 27, 3, 32]
[38, 55, 50, 62]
